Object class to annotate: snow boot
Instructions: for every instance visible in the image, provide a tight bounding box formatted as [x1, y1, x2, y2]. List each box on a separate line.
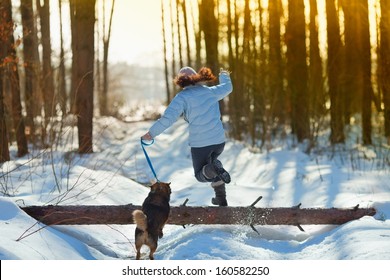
[202, 159, 231, 184]
[212, 159, 231, 184]
[211, 180, 227, 207]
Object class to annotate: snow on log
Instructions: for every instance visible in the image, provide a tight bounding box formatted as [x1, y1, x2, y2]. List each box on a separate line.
[21, 204, 376, 226]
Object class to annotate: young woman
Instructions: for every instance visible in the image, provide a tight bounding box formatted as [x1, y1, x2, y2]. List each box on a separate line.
[141, 66, 233, 206]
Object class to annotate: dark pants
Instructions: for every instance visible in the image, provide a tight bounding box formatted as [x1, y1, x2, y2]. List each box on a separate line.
[191, 143, 225, 183]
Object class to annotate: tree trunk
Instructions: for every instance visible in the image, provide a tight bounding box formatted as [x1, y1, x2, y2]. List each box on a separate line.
[326, 0, 345, 144]
[0, 15, 10, 162]
[309, 0, 325, 121]
[340, 0, 360, 124]
[0, 0, 13, 163]
[8, 49, 28, 158]
[37, 0, 55, 119]
[193, 1, 201, 70]
[359, 0, 373, 145]
[286, 0, 310, 142]
[0, 78, 9, 162]
[161, 0, 171, 104]
[69, 0, 77, 114]
[269, 0, 285, 126]
[229, 0, 244, 140]
[226, 0, 239, 140]
[100, 0, 115, 117]
[73, 0, 96, 154]
[21, 204, 376, 226]
[199, 0, 218, 73]
[249, 0, 265, 146]
[20, 0, 40, 142]
[169, 0, 176, 103]
[58, 0, 67, 116]
[380, 0, 390, 141]
[181, 0, 191, 66]
[3, 0, 28, 157]
[176, 0, 183, 69]
[256, 0, 267, 148]
[243, 0, 263, 146]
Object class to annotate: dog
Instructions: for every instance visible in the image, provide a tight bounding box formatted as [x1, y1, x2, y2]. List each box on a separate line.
[132, 181, 171, 260]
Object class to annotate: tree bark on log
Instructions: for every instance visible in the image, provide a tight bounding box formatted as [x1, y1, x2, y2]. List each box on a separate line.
[21, 204, 376, 226]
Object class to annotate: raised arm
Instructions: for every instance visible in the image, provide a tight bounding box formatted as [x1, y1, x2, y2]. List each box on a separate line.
[209, 69, 233, 100]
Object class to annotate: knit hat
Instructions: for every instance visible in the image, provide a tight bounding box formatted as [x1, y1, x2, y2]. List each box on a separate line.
[178, 66, 197, 76]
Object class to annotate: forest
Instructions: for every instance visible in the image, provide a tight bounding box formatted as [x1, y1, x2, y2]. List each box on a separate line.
[0, 0, 390, 163]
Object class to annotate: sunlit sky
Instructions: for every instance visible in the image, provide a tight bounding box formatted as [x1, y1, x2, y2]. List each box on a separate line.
[106, 0, 163, 64]
[48, 0, 164, 66]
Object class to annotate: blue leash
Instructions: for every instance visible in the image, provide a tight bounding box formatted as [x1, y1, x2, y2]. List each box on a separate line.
[140, 138, 159, 182]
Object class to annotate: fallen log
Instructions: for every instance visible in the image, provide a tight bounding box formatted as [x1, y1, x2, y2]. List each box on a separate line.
[21, 204, 376, 226]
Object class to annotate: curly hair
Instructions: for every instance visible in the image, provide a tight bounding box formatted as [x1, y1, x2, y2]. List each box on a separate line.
[174, 67, 216, 88]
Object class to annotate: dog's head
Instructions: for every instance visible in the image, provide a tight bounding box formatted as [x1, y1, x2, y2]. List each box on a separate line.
[149, 181, 171, 198]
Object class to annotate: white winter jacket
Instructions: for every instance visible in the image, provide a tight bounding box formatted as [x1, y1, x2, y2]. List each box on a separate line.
[149, 72, 233, 147]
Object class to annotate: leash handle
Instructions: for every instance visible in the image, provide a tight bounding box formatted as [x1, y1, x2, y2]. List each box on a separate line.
[140, 138, 159, 182]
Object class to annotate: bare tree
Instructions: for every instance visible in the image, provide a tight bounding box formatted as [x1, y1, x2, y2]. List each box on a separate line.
[226, 0, 239, 139]
[380, 0, 390, 142]
[359, 0, 373, 145]
[0, 80, 9, 162]
[176, 0, 184, 68]
[309, 0, 325, 121]
[2, 0, 28, 157]
[20, 0, 40, 142]
[72, 0, 96, 154]
[58, 0, 67, 116]
[228, 0, 244, 140]
[286, 0, 310, 142]
[241, 0, 253, 140]
[326, 0, 344, 144]
[169, 0, 177, 102]
[255, 0, 267, 148]
[69, 0, 77, 114]
[0, 3, 10, 162]
[36, 0, 55, 120]
[269, 0, 285, 126]
[161, 0, 171, 103]
[192, 0, 201, 70]
[180, 0, 191, 66]
[340, 0, 360, 124]
[99, 0, 115, 116]
[199, 0, 218, 73]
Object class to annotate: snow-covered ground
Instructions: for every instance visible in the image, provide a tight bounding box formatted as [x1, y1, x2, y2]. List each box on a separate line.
[1, 117, 390, 260]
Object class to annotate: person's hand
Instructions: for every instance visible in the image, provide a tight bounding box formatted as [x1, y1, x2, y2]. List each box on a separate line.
[141, 132, 153, 141]
[220, 68, 231, 75]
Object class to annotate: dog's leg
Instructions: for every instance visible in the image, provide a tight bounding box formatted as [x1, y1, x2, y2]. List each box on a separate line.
[159, 221, 167, 239]
[147, 237, 158, 260]
[135, 243, 142, 260]
[149, 244, 156, 260]
[134, 231, 143, 260]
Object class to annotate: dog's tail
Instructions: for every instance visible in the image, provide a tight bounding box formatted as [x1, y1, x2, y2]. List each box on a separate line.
[132, 210, 148, 231]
